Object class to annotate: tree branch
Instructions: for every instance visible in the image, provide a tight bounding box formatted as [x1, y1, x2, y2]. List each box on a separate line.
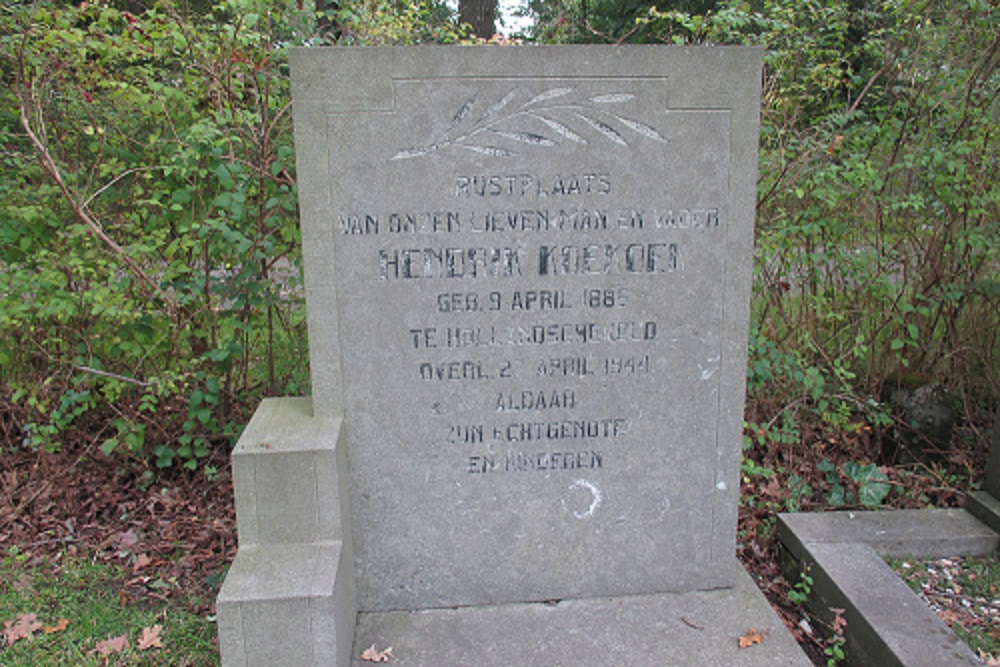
[16, 45, 178, 318]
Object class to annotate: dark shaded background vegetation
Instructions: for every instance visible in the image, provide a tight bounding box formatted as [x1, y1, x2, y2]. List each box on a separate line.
[1, 0, 996, 531]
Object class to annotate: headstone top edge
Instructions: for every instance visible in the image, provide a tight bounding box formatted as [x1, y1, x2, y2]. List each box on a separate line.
[288, 46, 763, 94]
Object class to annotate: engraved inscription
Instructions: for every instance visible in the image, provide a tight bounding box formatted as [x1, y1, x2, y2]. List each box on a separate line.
[468, 450, 604, 474]
[332, 85, 730, 481]
[394, 87, 667, 160]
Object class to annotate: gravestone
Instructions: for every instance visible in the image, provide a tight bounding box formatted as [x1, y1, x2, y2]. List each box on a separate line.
[217, 46, 809, 666]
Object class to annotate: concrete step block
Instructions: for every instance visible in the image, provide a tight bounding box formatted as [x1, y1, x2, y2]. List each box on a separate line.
[232, 397, 348, 546]
[217, 541, 356, 667]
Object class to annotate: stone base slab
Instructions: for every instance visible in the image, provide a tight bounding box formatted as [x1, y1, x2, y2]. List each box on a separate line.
[217, 542, 356, 667]
[777, 509, 999, 667]
[351, 560, 809, 667]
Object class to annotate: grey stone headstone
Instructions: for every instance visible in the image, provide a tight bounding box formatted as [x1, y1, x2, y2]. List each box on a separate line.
[291, 46, 761, 612]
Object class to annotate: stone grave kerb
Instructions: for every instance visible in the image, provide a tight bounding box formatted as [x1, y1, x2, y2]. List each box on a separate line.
[775, 402, 1000, 666]
[966, 397, 1000, 534]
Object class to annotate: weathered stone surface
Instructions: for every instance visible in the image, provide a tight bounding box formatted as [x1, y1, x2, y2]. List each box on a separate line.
[797, 542, 981, 667]
[291, 45, 763, 612]
[352, 560, 810, 667]
[965, 491, 1000, 536]
[777, 509, 998, 667]
[218, 46, 803, 667]
[778, 509, 998, 560]
[218, 398, 357, 667]
[217, 542, 356, 667]
[230, 398, 347, 545]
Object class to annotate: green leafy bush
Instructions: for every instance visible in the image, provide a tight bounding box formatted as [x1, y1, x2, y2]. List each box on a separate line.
[0, 0, 462, 470]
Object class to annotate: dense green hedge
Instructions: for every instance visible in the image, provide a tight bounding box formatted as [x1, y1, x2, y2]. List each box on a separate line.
[1, 0, 996, 472]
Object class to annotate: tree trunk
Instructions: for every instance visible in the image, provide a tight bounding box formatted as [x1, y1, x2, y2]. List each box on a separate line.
[459, 0, 497, 38]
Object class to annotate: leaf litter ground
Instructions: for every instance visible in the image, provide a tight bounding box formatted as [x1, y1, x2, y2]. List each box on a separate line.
[891, 555, 1000, 665]
[0, 435, 233, 664]
[1, 402, 994, 666]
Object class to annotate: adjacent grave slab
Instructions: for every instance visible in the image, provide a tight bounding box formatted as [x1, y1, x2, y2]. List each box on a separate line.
[777, 510, 999, 667]
[291, 44, 762, 613]
[778, 509, 999, 560]
[985, 400, 1000, 498]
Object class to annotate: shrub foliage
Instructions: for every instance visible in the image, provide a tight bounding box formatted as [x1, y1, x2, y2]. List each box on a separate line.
[1, 0, 996, 482]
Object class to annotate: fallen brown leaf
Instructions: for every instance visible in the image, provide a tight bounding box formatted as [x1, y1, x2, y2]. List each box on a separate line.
[42, 618, 70, 634]
[91, 634, 129, 656]
[132, 553, 152, 573]
[738, 628, 764, 648]
[4, 613, 42, 646]
[939, 608, 962, 626]
[360, 643, 394, 662]
[138, 624, 164, 651]
[117, 529, 140, 551]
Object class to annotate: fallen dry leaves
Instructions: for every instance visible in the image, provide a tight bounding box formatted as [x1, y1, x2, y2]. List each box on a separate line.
[137, 624, 164, 651]
[42, 618, 70, 634]
[829, 607, 848, 634]
[738, 628, 765, 648]
[360, 643, 394, 662]
[2, 614, 165, 659]
[90, 633, 128, 657]
[3, 613, 42, 646]
[0, 433, 237, 620]
[892, 556, 1000, 664]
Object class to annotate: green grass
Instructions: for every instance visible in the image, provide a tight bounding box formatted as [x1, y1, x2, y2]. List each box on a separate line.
[0, 550, 218, 666]
[890, 554, 1000, 662]
[948, 556, 1000, 659]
